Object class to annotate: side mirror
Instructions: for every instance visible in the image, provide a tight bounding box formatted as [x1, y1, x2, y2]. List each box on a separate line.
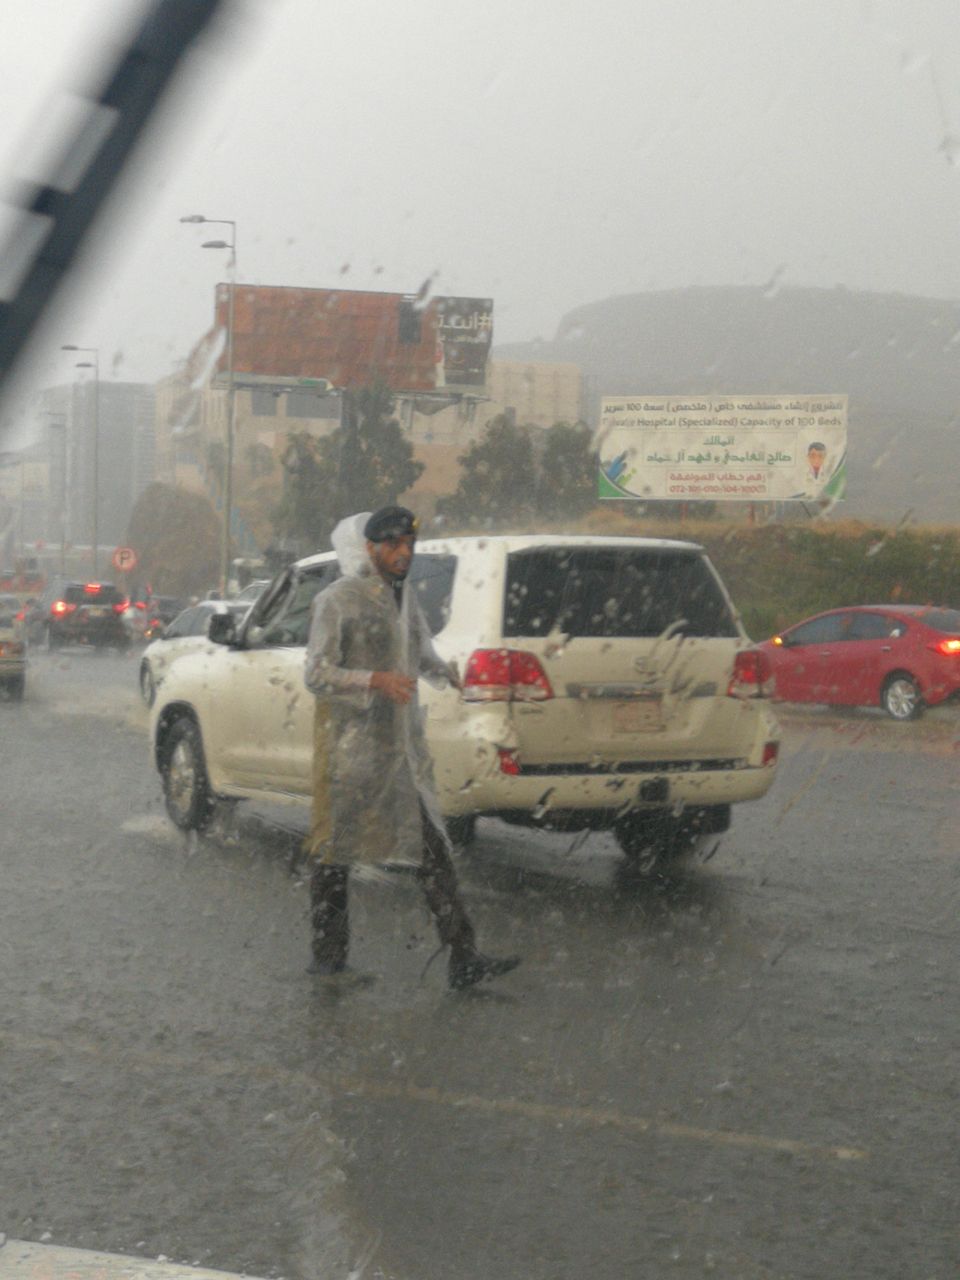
[208, 612, 238, 646]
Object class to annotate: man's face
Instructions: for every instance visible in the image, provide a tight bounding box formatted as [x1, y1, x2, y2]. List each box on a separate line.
[808, 446, 826, 474]
[367, 535, 415, 582]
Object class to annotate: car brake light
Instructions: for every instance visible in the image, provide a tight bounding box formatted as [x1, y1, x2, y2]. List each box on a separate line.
[51, 599, 76, 616]
[497, 748, 521, 775]
[727, 648, 774, 698]
[113, 599, 129, 614]
[84, 582, 102, 594]
[462, 648, 554, 702]
[933, 637, 960, 655]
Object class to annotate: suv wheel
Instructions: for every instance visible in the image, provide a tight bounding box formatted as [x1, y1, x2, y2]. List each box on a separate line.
[446, 815, 477, 847]
[613, 810, 679, 874]
[139, 663, 156, 706]
[161, 716, 215, 831]
[5, 675, 24, 701]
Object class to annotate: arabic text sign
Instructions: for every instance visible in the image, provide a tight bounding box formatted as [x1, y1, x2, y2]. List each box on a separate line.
[597, 395, 847, 502]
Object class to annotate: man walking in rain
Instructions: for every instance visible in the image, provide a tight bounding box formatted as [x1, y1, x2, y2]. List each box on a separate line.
[303, 506, 520, 990]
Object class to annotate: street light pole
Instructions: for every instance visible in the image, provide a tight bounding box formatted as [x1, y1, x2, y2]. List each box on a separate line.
[42, 412, 68, 577]
[180, 214, 237, 595]
[62, 344, 99, 576]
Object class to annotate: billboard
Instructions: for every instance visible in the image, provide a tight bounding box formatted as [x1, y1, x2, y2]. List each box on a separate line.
[433, 296, 493, 389]
[596, 394, 847, 503]
[209, 285, 492, 396]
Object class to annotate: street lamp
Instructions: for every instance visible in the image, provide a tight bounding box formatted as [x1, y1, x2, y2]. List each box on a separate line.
[62, 344, 99, 576]
[42, 411, 68, 577]
[180, 214, 237, 595]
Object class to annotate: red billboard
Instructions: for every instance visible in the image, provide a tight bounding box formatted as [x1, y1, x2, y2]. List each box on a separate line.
[210, 284, 492, 395]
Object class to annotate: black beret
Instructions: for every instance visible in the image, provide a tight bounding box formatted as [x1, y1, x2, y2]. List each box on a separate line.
[363, 506, 419, 542]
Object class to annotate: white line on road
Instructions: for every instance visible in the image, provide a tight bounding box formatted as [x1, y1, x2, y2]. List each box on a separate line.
[1, 1028, 867, 1164]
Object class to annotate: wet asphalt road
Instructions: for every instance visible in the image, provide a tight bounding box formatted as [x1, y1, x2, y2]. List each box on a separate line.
[1, 650, 959, 1280]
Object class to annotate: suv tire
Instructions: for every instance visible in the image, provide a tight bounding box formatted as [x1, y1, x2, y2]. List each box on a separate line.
[446, 815, 477, 847]
[161, 716, 215, 831]
[613, 810, 681, 874]
[140, 663, 156, 707]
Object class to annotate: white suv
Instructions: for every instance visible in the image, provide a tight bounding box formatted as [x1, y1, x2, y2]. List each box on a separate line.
[150, 535, 780, 870]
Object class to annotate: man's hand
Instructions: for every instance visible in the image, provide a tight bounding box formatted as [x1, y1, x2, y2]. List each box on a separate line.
[370, 670, 417, 704]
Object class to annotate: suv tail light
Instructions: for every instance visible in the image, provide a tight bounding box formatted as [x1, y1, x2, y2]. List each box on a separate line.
[51, 599, 76, 616]
[727, 648, 774, 699]
[113, 599, 129, 615]
[462, 648, 554, 702]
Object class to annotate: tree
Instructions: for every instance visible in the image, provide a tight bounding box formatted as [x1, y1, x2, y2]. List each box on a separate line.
[273, 431, 336, 552]
[244, 442, 274, 478]
[127, 482, 220, 596]
[273, 383, 424, 553]
[437, 415, 537, 526]
[536, 421, 597, 519]
[336, 383, 425, 520]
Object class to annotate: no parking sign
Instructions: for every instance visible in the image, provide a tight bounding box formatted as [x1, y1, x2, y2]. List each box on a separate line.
[112, 546, 138, 573]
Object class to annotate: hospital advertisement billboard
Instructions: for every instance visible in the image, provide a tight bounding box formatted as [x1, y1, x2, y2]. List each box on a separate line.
[596, 394, 847, 503]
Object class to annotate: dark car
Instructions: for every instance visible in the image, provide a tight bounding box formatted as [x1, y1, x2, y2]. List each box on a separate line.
[142, 595, 188, 641]
[39, 581, 130, 650]
[759, 604, 960, 720]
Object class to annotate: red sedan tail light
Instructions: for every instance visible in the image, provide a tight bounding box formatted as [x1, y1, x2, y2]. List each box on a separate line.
[727, 648, 775, 698]
[933, 637, 960, 656]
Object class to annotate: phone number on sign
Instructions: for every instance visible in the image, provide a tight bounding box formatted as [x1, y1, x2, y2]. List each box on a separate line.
[668, 483, 768, 496]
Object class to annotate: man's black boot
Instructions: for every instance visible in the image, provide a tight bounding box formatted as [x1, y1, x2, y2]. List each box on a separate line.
[449, 951, 521, 990]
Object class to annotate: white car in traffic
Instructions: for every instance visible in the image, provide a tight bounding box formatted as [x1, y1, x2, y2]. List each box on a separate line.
[150, 536, 780, 871]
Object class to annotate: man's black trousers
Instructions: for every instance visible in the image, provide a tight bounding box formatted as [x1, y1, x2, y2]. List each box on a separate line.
[309, 803, 476, 968]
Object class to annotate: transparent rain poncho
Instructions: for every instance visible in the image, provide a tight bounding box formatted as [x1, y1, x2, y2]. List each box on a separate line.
[303, 512, 455, 865]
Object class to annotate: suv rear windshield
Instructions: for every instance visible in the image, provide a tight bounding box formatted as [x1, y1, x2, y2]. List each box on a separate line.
[503, 547, 738, 639]
[64, 584, 125, 606]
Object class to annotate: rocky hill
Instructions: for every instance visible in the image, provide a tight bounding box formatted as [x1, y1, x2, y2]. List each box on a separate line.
[495, 286, 960, 524]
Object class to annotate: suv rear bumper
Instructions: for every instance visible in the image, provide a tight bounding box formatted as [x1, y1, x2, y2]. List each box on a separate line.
[50, 621, 126, 645]
[441, 759, 778, 816]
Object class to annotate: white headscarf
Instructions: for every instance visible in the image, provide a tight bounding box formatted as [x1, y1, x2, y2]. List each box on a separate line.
[330, 511, 373, 578]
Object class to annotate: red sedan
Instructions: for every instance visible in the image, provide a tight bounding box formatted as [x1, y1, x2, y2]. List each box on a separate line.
[759, 605, 960, 720]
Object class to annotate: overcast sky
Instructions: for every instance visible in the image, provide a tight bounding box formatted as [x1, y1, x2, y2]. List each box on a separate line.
[3, 0, 960, 421]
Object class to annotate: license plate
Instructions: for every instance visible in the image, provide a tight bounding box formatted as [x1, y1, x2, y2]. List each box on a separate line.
[87, 607, 106, 618]
[613, 698, 662, 733]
